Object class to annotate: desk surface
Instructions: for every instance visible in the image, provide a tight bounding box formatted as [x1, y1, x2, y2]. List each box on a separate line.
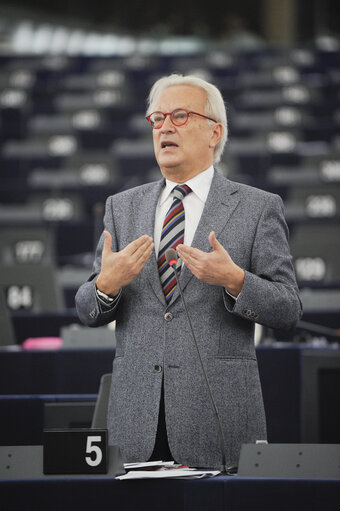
[1, 475, 340, 511]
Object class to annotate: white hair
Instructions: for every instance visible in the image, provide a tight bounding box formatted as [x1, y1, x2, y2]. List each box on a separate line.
[147, 74, 228, 163]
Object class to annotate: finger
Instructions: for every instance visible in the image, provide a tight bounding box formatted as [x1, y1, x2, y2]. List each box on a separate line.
[130, 238, 154, 265]
[120, 244, 153, 283]
[179, 254, 202, 279]
[102, 230, 113, 255]
[137, 247, 154, 271]
[209, 231, 220, 251]
[124, 235, 153, 256]
[177, 249, 198, 270]
[134, 241, 154, 265]
[176, 249, 189, 264]
[118, 238, 154, 275]
[177, 244, 203, 261]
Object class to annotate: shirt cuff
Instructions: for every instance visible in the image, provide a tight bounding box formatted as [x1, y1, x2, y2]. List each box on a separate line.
[96, 287, 122, 308]
[224, 288, 238, 301]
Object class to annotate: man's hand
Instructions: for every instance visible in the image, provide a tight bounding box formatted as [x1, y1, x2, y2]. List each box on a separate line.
[177, 231, 245, 297]
[96, 231, 154, 297]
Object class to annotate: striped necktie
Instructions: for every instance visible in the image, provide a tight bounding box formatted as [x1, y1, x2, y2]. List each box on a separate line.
[157, 184, 192, 303]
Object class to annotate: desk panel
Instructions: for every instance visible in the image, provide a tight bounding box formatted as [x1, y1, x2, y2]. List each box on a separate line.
[0, 346, 339, 446]
[1, 476, 339, 511]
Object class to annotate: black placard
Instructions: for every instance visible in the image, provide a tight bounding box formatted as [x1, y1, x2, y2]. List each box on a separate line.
[43, 429, 108, 475]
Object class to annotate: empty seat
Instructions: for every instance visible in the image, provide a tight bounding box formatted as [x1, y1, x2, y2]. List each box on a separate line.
[290, 223, 340, 285]
[111, 137, 155, 176]
[299, 288, 340, 312]
[0, 290, 16, 346]
[0, 194, 85, 225]
[0, 227, 56, 265]
[61, 324, 116, 349]
[91, 374, 112, 429]
[0, 263, 64, 312]
[284, 184, 340, 222]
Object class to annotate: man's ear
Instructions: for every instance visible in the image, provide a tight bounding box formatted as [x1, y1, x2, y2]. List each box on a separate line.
[209, 122, 223, 149]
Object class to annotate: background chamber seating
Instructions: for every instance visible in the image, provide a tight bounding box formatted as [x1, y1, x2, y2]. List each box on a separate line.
[0, 45, 339, 455]
[0, 46, 339, 348]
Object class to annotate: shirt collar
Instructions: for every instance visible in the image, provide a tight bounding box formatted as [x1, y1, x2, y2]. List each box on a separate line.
[159, 165, 214, 206]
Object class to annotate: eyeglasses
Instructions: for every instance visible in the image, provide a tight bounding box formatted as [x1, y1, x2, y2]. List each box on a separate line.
[146, 108, 217, 129]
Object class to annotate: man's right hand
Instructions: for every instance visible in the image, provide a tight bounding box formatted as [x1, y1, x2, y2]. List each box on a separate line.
[96, 231, 154, 297]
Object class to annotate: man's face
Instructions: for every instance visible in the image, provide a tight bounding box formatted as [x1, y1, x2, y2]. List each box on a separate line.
[151, 85, 222, 183]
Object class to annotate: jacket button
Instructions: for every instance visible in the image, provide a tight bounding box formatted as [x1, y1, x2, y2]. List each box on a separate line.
[164, 312, 173, 321]
[154, 365, 162, 373]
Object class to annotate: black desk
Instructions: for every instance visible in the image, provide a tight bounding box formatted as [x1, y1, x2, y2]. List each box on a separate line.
[0, 345, 301, 444]
[1, 475, 340, 511]
[0, 347, 114, 394]
[1, 346, 339, 446]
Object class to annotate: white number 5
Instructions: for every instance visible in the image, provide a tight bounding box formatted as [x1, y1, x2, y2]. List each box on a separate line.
[85, 436, 103, 467]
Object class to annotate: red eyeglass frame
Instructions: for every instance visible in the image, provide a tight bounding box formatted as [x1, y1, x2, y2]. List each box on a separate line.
[146, 108, 217, 129]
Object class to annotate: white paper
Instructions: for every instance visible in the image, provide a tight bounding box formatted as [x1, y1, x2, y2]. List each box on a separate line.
[117, 467, 220, 480]
[124, 461, 175, 470]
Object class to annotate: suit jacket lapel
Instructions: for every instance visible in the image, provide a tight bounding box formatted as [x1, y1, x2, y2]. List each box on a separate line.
[174, 170, 240, 298]
[135, 179, 168, 305]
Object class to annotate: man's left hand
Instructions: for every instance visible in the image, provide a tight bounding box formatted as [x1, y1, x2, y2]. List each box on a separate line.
[176, 231, 245, 297]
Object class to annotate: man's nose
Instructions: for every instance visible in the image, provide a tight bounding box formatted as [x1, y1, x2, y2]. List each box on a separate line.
[160, 114, 175, 132]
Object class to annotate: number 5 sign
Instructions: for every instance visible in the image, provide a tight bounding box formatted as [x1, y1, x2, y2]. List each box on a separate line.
[43, 429, 108, 475]
[86, 436, 104, 467]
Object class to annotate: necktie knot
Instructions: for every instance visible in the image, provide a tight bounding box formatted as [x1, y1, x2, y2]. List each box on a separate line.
[172, 184, 191, 202]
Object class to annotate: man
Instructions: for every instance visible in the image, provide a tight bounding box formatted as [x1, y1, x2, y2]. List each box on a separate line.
[76, 74, 302, 470]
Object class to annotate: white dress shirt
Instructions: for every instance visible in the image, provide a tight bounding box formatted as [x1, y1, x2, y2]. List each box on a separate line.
[154, 165, 238, 301]
[154, 165, 214, 255]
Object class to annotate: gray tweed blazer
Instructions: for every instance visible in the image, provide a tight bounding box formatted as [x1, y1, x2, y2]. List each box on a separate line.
[75, 169, 302, 469]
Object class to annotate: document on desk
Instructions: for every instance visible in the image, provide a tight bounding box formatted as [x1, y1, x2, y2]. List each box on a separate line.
[117, 461, 220, 480]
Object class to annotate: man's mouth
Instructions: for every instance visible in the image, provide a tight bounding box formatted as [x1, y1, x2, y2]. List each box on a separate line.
[161, 141, 178, 149]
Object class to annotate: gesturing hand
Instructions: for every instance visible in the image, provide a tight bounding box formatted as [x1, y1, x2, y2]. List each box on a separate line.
[176, 231, 245, 297]
[96, 231, 154, 297]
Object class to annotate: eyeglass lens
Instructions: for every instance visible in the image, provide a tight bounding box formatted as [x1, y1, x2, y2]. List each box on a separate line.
[149, 109, 188, 128]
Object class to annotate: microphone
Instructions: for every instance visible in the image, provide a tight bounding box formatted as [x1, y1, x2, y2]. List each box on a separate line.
[165, 248, 228, 474]
[165, 249, 178, 269]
